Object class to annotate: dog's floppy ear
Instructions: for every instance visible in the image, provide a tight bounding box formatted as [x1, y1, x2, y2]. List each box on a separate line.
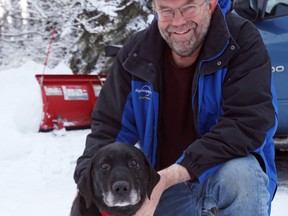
[77, 159, 95, 209]
[142, 153, 160, 200]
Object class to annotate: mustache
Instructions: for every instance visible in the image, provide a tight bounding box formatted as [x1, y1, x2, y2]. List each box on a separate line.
[167, 22, 197, 33]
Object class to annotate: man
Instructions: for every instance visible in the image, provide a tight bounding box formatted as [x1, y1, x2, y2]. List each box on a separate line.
[74, 0, 278, 215]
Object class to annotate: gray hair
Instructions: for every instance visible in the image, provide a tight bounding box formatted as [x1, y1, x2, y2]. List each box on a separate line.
[151, 0, 212, 10]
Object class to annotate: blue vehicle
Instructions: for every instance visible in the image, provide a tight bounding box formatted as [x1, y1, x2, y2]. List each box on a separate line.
[234, 0, 288, 148]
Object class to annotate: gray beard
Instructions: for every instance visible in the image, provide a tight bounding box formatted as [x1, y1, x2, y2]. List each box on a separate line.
[159, 13, 211, 57]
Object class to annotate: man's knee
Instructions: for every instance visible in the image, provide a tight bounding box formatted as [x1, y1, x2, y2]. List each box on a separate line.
[204, 155, 270, 215]
[209, 155, 258, 190]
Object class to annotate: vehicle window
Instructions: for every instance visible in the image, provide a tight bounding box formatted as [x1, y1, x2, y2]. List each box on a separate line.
[266, 0, 288, 17]
[249, 0, 258, 11]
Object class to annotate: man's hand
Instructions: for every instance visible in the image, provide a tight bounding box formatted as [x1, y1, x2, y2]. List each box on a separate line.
[133, 174, 165, 216]
[133, 164, 192, 216]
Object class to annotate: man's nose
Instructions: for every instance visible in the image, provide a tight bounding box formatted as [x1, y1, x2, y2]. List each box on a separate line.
[172, 9, 187, 25]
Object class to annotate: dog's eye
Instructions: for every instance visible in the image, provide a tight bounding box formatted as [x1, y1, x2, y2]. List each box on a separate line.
[130, 159, 138, 167]
[100, 163, 110, 170]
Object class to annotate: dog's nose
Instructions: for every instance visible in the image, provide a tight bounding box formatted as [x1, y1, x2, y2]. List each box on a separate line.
[112, 181, 130, 195]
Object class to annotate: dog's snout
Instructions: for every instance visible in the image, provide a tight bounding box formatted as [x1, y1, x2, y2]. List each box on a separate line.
[112, 181, 130, 195]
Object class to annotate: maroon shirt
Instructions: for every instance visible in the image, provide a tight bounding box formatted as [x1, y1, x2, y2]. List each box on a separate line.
[159, 48, 197, 170]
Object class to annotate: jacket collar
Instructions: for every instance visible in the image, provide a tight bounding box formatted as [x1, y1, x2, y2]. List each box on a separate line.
[122, 18, 165, 83]
[199, 6, 239, 75]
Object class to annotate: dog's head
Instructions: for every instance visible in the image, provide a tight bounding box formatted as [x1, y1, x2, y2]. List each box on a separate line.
[78, 143, 160, 216]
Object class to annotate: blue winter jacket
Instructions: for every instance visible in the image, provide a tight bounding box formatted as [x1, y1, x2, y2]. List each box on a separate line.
[75, 4, 278, 204]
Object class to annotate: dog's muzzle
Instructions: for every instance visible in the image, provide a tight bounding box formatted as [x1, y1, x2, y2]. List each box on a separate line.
[103, 180, 141, 207]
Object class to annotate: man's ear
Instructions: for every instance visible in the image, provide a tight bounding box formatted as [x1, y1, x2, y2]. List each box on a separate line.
[77, 160, 95, 208]
[142, 153, 160, 199]
[209, 0, 219, 13]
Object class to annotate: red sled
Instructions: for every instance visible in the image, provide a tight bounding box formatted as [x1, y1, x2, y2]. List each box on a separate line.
[35, 74, 107, 131]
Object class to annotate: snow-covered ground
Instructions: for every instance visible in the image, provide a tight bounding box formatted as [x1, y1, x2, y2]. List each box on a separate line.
[0, 62, 287, 215]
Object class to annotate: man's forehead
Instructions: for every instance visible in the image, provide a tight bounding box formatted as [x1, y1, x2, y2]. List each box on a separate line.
[154, 0, 198, 7]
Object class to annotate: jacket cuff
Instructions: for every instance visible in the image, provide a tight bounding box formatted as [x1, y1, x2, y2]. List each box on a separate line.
[177, 155, 201, 180]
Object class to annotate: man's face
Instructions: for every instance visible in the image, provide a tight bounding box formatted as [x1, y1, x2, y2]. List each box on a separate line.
[154, 0, 215, 57]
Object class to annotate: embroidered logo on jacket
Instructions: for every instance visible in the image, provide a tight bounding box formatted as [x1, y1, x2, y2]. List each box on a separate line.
[135, 85, 152, 100]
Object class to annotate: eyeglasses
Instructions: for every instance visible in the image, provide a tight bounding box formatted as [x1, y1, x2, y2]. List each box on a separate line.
[154, 0, 207, 22]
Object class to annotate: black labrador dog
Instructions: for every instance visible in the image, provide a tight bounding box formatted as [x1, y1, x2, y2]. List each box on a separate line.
[71, 142, 160, 216]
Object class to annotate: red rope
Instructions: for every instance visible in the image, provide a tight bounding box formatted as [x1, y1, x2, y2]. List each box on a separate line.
[101, 211, 111, 216]
[42, 28, 56, 75]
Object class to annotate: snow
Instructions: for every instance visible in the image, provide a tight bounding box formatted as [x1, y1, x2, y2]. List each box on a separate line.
[0, 61, 287, 215]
